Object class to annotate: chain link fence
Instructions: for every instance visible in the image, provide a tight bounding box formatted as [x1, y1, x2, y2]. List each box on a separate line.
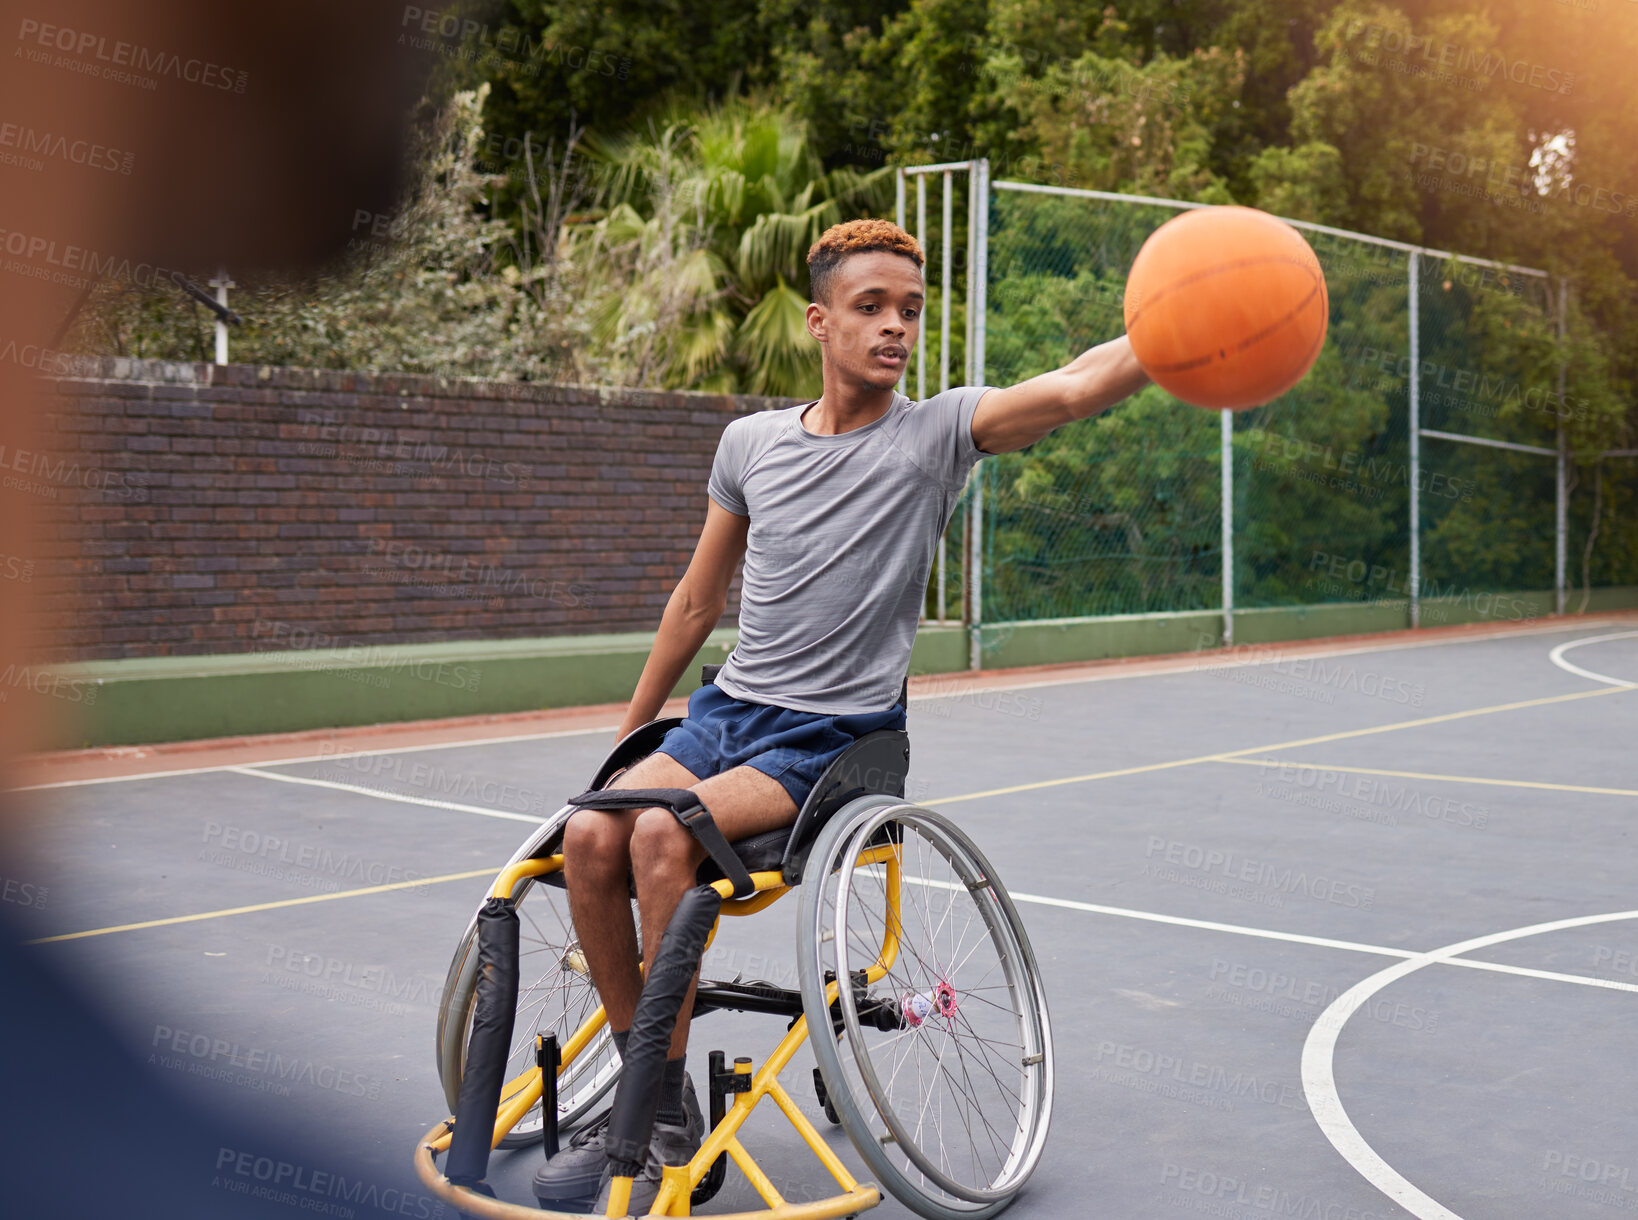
[902, 163, 1638, 657]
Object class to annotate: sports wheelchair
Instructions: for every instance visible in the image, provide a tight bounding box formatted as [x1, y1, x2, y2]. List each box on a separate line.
[415, 665, 1053, 1220]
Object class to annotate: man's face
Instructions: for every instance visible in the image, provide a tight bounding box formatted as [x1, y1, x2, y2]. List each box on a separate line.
[807, 251, 923, 392]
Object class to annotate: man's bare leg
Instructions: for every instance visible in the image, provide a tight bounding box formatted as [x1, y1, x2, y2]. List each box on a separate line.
[560, 750, 701, 1032]
[627, 764, 798, 1057]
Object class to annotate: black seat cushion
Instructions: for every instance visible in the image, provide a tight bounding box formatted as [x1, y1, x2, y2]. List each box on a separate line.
[696, 828, 792, 886]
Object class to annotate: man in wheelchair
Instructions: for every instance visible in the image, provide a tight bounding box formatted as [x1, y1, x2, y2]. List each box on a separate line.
[533, 219, 1150, 1214]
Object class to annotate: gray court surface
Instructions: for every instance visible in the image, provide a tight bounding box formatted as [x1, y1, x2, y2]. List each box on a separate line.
[9, 619, 1638, 1220]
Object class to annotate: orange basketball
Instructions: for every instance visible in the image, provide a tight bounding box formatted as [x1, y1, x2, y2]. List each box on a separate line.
[1123, 206, 1329, 411]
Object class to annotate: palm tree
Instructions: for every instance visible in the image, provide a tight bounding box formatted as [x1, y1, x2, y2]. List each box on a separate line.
[569, 97, 891, 396]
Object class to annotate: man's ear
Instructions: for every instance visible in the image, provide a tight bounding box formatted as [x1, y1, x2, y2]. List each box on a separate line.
[805, 300, 827, 344]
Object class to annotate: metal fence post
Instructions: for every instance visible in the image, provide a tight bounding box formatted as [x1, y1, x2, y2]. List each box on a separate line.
[1556, 276, 1569, 616]
[968, 159, 989, 671]
[916, 176, 927, 402]
[895, 168, 907, 396]
[938, 170, 953, 625]
[1407, 250, 1420, 629]
[1221, 408, 1233, 646]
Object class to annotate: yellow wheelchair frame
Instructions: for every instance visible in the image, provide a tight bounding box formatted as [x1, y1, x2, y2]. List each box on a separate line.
[413, 666, 1051, 1220]
[414, 839, 905, 1220]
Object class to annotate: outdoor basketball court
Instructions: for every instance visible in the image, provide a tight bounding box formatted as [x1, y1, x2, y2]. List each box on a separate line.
[9, 614, 1638, 1220]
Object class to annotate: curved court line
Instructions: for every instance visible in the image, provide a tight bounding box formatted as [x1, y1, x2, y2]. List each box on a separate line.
[24, 866, 502, 944]
[1302, 908, 1638, 1220]
[1217, 756, 1638, 799]
[1549, 630, 1638, 688]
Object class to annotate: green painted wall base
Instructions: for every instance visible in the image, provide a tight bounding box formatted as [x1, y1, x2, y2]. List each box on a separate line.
[31, 589, 1638, 750]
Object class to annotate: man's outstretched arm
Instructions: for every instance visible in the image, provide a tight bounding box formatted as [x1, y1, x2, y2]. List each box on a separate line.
[970, 335, 1151, 456]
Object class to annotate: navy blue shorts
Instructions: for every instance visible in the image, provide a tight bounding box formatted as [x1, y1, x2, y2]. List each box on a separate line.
[655, 683, 907, 810]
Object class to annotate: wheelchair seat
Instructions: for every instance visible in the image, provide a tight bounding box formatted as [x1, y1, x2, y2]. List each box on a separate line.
[572, 664, 911, 890]
[694, 663, 910, 887]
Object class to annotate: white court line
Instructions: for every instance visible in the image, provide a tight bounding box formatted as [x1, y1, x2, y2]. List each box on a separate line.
[227, 765, 547, 824]
[15, 616, 1631, 791]
[1302, 908, 1638, 1220]
[9, 724, 615, 791]
[913, 877, 1638, 995]
[1548, 629, 1638, 688]
[1439, 955, 1638, 995]
[943, 615, 1633, 695]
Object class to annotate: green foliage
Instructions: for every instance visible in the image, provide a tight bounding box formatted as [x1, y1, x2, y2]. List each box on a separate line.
[65, 0, 1638, 603]
[565, 96, 892, 393]
[71, 85, 583, 381]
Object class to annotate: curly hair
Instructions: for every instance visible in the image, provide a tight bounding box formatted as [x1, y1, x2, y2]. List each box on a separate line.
[806, 219, 924, 305]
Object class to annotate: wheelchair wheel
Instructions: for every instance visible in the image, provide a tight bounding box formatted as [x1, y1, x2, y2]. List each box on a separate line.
[436, 813, 633, 1149]
[796, 801, 1053, 1220]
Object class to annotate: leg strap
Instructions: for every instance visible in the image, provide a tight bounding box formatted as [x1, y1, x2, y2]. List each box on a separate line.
[567, 787, 756, 899]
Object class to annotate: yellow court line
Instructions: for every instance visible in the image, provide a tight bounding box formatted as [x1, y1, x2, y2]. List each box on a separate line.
[1218, 757, 1638, 799]
[25, 867, 501, 945]
[929, 683, 1633, 805]
[1216, 683, 1632, 757]
[36, 684, 1636, 941]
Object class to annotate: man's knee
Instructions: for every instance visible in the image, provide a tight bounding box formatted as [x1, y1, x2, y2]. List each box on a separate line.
[563, 808, 628, 876]
[629, 807, 695, 883]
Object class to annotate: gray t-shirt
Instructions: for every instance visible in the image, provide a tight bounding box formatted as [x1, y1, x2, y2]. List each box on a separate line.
[708, 386, 995, 714]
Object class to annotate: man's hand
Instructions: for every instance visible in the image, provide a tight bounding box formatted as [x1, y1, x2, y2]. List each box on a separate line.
[970, 335, 1151, 456]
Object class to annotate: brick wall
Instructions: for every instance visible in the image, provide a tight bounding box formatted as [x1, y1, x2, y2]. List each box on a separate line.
[24, 359, 794, 662]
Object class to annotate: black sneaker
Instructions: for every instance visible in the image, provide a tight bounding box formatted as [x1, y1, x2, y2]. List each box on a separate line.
[532, 1076, 700, 1210]
[592, 1101, 705, 1218]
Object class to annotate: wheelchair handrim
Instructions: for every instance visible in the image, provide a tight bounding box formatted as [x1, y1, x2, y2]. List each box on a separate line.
[832, 805, 1053, 1206]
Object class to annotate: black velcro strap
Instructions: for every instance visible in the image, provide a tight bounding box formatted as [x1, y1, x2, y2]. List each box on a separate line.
[567, 786, 699, 812]
[670, 799, 755, 899]
[568, 787, 756, 899]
